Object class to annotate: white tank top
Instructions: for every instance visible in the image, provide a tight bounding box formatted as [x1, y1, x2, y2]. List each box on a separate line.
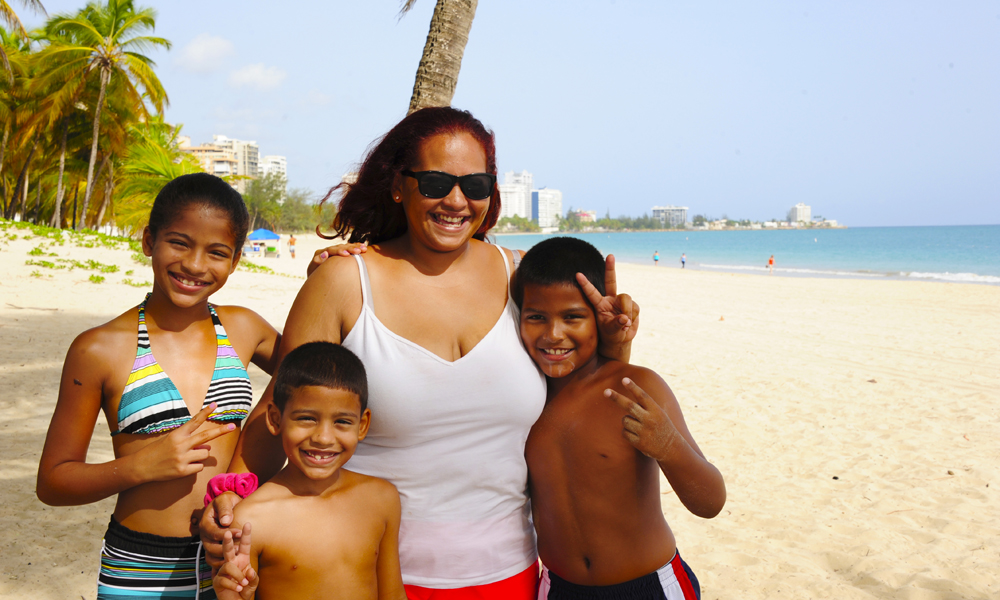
[342, 246, 547, 588]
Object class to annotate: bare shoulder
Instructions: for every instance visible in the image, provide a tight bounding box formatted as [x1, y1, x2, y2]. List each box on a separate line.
[67, 308, 138, 365]
[343, 470, 400, 508]
[212, 305, 276, 336]
[284, 253, 363, 345]
[298, 252, 362, 307]
[614, 363, 678, 407]
[232, 482, 292, 523]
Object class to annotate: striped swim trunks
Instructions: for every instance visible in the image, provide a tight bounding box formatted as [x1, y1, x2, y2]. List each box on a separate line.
[97, 517, 215, 599]
[539, 551, 701, 600]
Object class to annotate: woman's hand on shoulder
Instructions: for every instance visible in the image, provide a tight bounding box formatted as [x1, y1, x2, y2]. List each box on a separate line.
[575, 254, 640, 362]
[307, 241, 368, 277]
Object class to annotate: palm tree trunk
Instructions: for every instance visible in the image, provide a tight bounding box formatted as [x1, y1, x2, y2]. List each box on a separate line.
[0, 123, 8, 180]
[79, 66, 111, 230]
[71, 180, 79, 229]
[50, 118, 69, 227]
[33, 180, 41, 223]
[407, 0, 478, 114]
[94, 159, 115, 228]
[84, 153, 111, 229]
[19, 164, 29, 219]
[7, 136, 38, 219]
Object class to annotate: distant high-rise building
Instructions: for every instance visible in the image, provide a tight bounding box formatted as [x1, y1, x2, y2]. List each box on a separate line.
[499, 170, 533, 220]
[212, 135, 259, 192]
[651, 205, 688, 227]
[179, 136, 239, 179]
[788, 203, 811, 223]
[180, 135, 259, 192]
[261, 155, 287, 179]
[532, 188, 563, 228]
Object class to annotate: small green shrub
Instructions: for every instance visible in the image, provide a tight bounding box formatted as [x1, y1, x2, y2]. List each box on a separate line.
[89, 274, 106, 284]
[238, 261, 274, 274]
[26, 259, 65, 269]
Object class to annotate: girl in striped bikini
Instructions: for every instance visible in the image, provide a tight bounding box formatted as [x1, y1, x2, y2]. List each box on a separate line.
[37, 173, 281, 599]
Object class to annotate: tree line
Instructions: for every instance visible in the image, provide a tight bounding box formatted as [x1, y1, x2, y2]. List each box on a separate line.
[0, 0, 200, 234]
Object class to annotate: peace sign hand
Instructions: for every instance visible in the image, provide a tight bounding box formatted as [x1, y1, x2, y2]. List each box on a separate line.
[131, 403, 236, 483]
[605, 378, 681, 462]
[214, 523, 258, 600]
[575, 254, 640, 359]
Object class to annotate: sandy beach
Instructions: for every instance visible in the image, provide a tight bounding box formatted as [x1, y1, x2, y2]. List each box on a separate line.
[1, 221, 997, 599]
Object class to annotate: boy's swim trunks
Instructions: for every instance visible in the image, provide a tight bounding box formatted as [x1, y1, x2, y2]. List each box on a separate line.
[538, 551, 700, 600]
[97, 517, 215, 599]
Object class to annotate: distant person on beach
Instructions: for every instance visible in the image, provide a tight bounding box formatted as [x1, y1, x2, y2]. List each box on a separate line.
[515, 237, 725, 600]
[768, 255, 775, 274]
[680, 253, 686, 269]
[201, 107, 640, 599]
[212, 342, 406, 600]
[653, 251, 660, 266]
[36, 173, 280, 599]
[288, 234, 296, 259]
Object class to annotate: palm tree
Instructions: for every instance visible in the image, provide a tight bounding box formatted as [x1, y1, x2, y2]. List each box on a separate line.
[114, 117, 201, 235]
[401, 0, 478, 114]
[0, 0, 45, 74]
[41, 0, 169, 229]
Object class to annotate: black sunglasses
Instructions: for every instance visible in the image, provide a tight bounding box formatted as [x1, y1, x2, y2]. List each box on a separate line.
[402, 170, 496, 201]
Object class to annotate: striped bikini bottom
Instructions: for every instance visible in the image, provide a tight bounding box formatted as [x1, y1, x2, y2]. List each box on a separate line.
[97, 517, 215, 599]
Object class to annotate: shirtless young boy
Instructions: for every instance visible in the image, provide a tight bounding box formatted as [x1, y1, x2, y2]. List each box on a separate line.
[212, 342, 406, 600]
[514, 238, 727, 600]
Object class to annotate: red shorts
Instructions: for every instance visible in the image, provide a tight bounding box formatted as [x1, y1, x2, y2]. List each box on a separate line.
[404, 564, 540, 600]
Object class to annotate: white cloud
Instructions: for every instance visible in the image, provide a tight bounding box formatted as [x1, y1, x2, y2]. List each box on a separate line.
[175, 34, 235, 74]
[228, 64, 287, 91]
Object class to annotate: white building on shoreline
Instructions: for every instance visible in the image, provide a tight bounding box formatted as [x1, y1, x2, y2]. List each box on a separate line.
[788, 203, 812, 223]
[261, 155, 287, 179]
[652, 205, 688, 227]
[532, 188, 563, 229]
[499, 170, 533, 219]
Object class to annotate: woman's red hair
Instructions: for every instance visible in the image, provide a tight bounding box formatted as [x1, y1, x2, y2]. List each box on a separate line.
[320, 107, 502, 244]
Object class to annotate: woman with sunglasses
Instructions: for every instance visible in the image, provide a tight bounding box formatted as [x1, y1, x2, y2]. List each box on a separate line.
[201, 107, 638, 600]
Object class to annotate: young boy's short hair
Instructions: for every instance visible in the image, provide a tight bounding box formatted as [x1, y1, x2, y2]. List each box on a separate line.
[272, 342, 369, 412]
[513, 237, 606, 308]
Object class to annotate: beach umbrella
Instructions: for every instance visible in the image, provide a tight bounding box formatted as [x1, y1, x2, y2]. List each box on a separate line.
[247, 228, 280, 241]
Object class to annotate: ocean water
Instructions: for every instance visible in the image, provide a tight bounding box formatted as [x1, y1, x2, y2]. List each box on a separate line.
[494, 225, 1000, 285]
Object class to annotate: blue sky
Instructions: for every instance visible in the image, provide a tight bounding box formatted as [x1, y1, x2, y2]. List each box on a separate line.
[26, 1, 1000, 227]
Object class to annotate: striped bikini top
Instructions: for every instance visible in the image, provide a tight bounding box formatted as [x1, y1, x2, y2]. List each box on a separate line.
[114, 294, 253, 436]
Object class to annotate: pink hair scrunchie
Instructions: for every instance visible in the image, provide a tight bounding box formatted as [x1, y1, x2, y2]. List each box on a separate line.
[204, 473, 259, 506]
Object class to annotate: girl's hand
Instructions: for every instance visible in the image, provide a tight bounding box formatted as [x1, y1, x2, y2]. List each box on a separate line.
[131, 403, 236, 483]
[576, 254, 640, 361]
[307, 242, 368, 277]
[605, 378, 681, 462]
[214, 523, 258, 600]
